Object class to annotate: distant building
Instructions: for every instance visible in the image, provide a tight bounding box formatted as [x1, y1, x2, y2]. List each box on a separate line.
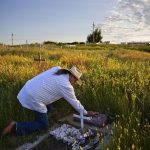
[65, 44, 76, 48]
[127, 42, 150, 45]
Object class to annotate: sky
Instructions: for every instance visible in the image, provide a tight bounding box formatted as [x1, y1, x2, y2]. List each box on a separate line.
[101, 0, 150, 43]
[0, 0, 150, 44]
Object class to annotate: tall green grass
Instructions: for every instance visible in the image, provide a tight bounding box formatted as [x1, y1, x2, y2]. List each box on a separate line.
[0, 44, 150, 149]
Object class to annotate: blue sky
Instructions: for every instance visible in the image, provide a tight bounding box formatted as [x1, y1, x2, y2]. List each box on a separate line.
[0, 0, 115, 44]
[0, 0, 150, 44]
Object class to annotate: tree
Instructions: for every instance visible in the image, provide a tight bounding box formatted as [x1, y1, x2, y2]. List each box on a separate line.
[87, 28, 103, 43]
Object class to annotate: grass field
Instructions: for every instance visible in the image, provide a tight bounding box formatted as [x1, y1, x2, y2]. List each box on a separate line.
[0, 43, 150, 149]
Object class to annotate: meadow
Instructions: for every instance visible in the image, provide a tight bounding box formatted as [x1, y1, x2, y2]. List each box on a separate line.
[0, 43, 150, 149]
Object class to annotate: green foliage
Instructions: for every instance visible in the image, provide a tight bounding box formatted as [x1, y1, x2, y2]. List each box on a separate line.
[0, 45, 150, 149]
[87, 28, 103, 43]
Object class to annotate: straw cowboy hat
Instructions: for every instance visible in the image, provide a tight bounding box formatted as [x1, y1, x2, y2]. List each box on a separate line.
[67, 66, 82, 85]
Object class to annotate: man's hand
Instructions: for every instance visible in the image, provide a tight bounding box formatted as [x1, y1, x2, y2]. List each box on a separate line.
[87, 111, 99, 117]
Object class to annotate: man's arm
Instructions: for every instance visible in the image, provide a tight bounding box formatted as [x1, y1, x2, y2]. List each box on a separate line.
[59, 85, 87, 115]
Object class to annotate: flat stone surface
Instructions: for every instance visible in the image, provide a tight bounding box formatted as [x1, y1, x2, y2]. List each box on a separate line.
[58, 114, 91, 129]
[58, 114, 112, 132]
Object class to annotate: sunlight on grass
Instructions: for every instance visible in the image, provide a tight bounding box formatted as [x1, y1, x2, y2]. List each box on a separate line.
[0, 44, 149, 149]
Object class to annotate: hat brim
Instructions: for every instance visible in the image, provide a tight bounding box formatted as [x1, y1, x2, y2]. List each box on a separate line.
[65, 69, 82, 86]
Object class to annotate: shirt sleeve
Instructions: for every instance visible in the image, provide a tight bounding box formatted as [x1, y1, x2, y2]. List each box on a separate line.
[59, 84, 87, 115]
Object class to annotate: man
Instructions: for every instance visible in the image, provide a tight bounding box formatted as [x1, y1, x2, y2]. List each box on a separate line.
[2, 66, 97, 136]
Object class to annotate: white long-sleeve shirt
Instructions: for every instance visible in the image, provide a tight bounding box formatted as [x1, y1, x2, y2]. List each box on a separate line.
[17, 66, 87, 114]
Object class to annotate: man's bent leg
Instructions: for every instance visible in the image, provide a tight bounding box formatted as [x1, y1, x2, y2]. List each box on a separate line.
[16, 111, 49, 136]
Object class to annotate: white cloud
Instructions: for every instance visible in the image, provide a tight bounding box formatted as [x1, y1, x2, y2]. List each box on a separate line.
[101, 0, 150, 43]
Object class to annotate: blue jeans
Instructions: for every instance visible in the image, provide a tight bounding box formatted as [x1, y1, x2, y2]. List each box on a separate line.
[16, 104, 54, 136]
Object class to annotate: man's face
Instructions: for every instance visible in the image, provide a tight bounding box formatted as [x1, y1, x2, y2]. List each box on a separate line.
[69, 74, 77, 85]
